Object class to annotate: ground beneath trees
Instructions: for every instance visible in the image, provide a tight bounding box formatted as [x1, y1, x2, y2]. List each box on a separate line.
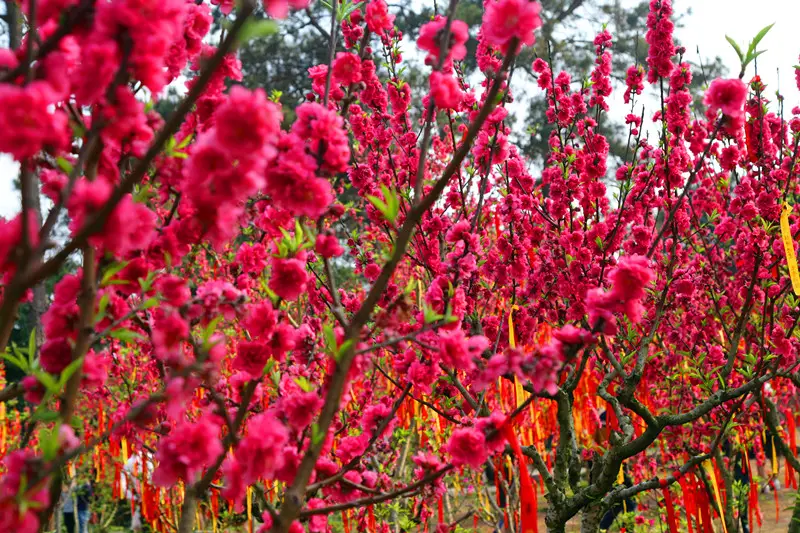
[511, 485, 797, 532]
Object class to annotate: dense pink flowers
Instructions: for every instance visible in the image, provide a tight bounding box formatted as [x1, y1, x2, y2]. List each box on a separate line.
[333, 52, 363, 86]
[0, 451, 49, 533]
[153, 416, 223, 486]
[2, 0, 800, 527]
[705, 78, 748, 119]
[233, 412, 289, 484]
[264, 0, 310, 19]
[365, 0, 394, 36]
[417, 16, 469, 65]
[214, 86, 282, 159]
[586, 255, 655, 333]
[0, 82, 68, 160]
[315, 233, 344, 258]
[446, 427, 488, 469]
[644, 0, 675, 82]
[430, 72, 462, 109]
[438, 329, 491, 370]
[269, 255, 310, 301]
[482, 0, 542, 51]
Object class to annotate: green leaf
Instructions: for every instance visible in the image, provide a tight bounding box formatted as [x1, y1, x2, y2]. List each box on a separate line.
[423, 305, 443, 324]
[56, 157, 73, 175]
[94, 293, 111, 325]
[203, 316, 224, 343]
[237, 19, 279, 46]
[33, 370, 59, 394]
[2, 351, 28, 372]
[368, 185, 399, 224]
[323, 324, 336, 354]
[110, 329, 145, 343]
[725, 35, 744, 63]
[262, 359, 275, 377]
[294, 376, 314, 392]
[748, 23, 774, 56]
[32, 409, 60, 422]
[39, 427, 60, 461]
[141, 296, 161, 310]
[138, 271, 157, 293]
[176, 133, 194, 150]
[57, 357, 85, 388]
[101, 261, 130, 287]
[335, 339, 355, 362]
[28, 328, 37, 362]
[311, 423, 325, 446]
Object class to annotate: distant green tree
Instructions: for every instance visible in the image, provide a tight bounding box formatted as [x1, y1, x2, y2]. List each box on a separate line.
[232, 0, 725, 167]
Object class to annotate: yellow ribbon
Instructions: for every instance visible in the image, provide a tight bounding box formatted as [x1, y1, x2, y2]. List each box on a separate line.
[704, 462, 728, 533]
[247, 486, 253, 533]
[772, 430, 779, 477]
[508, 305, 520, 348]
[780, 203, 800, 295]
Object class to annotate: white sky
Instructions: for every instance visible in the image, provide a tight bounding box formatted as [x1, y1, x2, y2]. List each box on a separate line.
[1, 0, 798, 218]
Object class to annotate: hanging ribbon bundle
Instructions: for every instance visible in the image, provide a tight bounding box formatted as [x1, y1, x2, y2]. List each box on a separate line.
[500, 420, 538, 533]
[678, 474, 696, 533]
[659, 477, 678, 533]
[786, 409, 798, 489]
[704, 462, 728, 533]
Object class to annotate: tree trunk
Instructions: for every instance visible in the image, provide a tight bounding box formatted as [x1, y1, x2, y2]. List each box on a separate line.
[544, 507, 567, 533]
[579, 502, 604, 533]
[789, 493, 800, 533]
[714, 449, 740, 533]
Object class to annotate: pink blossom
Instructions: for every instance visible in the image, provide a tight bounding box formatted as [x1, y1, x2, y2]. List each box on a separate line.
[265, 0, 310, 19]
[279, 387, 323, 430]
[333, 52, 363, 86]
[152, 416, 223, 486]
[0, 82, 68, 161]
[152, 312, 190, 364]
[269, 256, 310, 301]
[315, 233, 344, 258]
[705, 78, 748, 119]
[214, 86, 282, 160]
[58, 424, 80, 451]
[22, 376, 45, 405]
[244, 301, 278, 340]
[234, 340, 271, 378]
[438, 329, 490, 370]
[40, 338, 73, 374]
[0, 451, 49, 533]
[482, 0, 542, 52]
[81, 350, 110, 390]
[446, 427, 488, 469]
[365, 0, 394, 36]
[430, 72, 462, 109]
[417, 16, 469, 65]
[235, 412, 289, 484]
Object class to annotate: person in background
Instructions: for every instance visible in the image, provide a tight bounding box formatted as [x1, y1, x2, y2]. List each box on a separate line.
[484, 459, 510, 532]
[76, 470, 94, 533]
[63, 473, 93, 533]
[62, 477, 78, 533]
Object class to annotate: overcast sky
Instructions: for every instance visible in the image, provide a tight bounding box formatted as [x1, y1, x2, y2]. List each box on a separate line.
[1, 0, 798, 218]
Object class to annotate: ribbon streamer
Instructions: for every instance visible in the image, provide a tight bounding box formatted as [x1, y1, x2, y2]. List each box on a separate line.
[780, 203, 800, 295]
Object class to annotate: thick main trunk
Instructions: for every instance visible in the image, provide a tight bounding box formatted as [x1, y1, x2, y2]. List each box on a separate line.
[579, 502, 604, 533]
[789, 493, 800, 533]
[544, 506, 567, 533]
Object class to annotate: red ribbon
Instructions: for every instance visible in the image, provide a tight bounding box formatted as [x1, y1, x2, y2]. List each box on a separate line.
[661, 480, 678, 533]
[501, 422, 538, 533]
